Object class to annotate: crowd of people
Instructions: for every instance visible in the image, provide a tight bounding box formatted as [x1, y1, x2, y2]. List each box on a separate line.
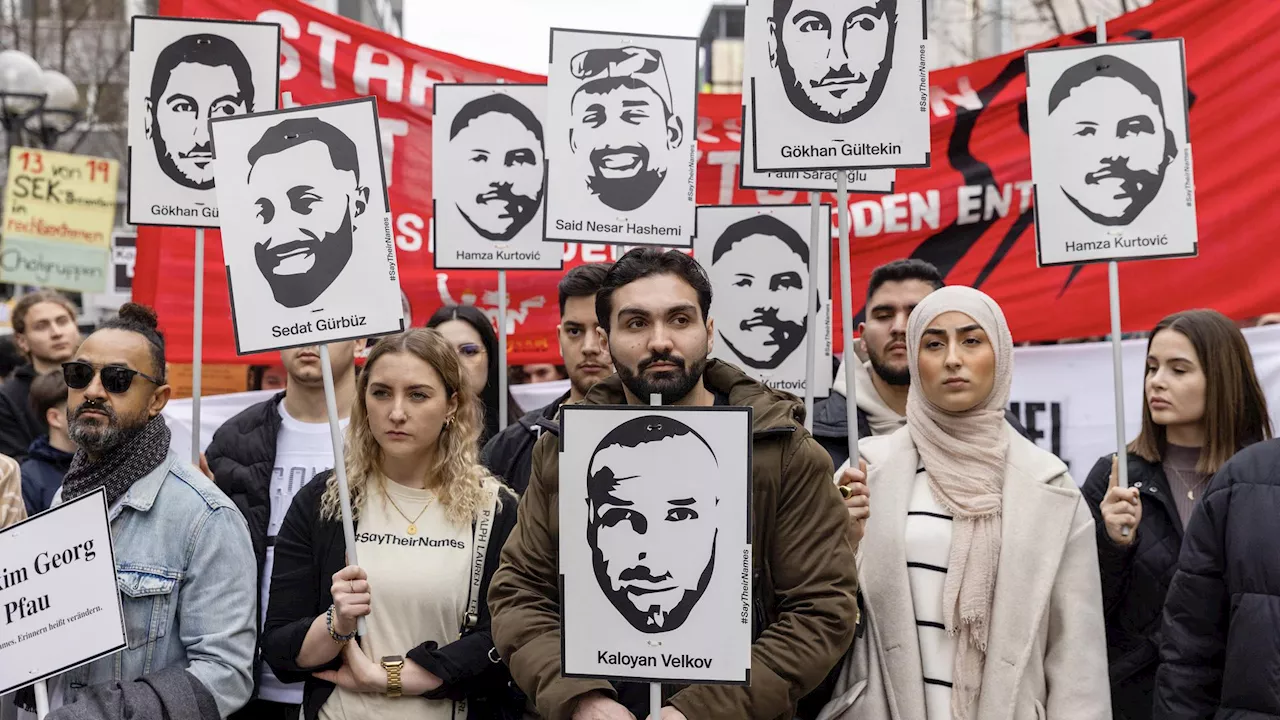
[1, 249, 1278, 720]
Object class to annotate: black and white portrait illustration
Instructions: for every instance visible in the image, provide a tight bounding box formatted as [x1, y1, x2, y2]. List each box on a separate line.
[127, 16, 280, 228]
[745, 0, 929, 172]
[210, 98, 404, 355]
[1027, 40, 1197, 266]
[432, 84, 561, 270]
[560, 406, 752, 684]
[546, 29, 698, 247]
[695, 205, 832, 396]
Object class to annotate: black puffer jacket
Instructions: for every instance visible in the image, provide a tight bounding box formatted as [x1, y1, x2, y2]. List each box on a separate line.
[1081, 454, 1183, 720]
[0, 364, 41, 461]
[480, 392, 565, 495]
[1154, 439, 1280, 720]
[205, 392, 286, 570]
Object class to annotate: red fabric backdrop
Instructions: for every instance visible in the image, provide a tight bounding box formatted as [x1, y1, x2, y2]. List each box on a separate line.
[137, 0, 1280, 364]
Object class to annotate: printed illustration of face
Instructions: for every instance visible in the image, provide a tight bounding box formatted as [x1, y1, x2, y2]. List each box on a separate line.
[713, 233, 808, 371]
[452, 110, 544, 241]
[570, 80, 679, 212]
[770, 0, 896, 124]
[148, 61, 248, 190]
[588, 432, 719, 633]
[1051, 76, 1170, 225]
[249, 141, 362, 309]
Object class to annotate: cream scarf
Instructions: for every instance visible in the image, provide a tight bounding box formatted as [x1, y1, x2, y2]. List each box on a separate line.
[904, 286, 1014, 720]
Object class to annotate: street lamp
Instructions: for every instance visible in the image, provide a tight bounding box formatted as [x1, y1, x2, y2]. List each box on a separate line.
[25, 69, 82, 149]
[0, 50, 46, 150]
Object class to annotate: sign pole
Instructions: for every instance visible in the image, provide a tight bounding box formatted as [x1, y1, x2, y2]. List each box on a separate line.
[320, 344, 366, 636]
[33, 679, 48, 719]
[835, 175, 859, 467]
[498, 269, 509, 430]
[191, 227, 205, 466]
[803, 195, 821, 433]
[648, 390, 663, 718]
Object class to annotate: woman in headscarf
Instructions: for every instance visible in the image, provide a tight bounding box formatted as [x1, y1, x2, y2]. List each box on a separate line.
[821, 286, 1109, 720]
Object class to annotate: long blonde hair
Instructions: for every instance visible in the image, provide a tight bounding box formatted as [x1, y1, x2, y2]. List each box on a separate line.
[320, 329, 503, 526]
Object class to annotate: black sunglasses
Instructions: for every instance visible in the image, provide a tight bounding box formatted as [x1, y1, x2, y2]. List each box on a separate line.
[62, 361, 163, 394]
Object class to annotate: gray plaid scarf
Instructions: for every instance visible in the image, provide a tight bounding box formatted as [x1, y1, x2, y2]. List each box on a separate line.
[62, 414, 172, 507]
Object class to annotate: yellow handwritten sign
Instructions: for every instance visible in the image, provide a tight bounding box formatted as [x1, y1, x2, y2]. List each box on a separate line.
[3, 146, 118, 249]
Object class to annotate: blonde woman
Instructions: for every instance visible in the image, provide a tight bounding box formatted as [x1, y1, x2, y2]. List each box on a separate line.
[262, 329, 523, 720]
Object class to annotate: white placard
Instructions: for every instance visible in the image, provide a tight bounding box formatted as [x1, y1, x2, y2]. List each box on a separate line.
[545, 29, 699, 247]
[746, 0, 930, 172]
[210, 97, 404, 355]
[738, 8, 894, 193]
[431, 84, 562, 270]
[0, 489, 126, 696]
[127, 16, 281, 228]
[1027, 39, 1197, 266]
[694, 204, 832, 397]
[560, 406, 753, 684]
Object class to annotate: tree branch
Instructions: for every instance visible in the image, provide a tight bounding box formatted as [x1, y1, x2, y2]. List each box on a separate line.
[58, 0, 96, 71]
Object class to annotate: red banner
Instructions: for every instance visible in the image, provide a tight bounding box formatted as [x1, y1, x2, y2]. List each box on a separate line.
[138, 0, 1280, 365]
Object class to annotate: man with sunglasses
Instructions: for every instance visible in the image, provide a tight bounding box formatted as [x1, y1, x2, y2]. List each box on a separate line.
[45, 303, 256, 717]
[205, 339, 364, 720]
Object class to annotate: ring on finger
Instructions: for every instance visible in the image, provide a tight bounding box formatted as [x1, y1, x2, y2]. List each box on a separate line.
[839, 484, 854, 499]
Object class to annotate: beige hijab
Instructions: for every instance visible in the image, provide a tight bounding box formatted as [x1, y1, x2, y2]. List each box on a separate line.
[904, 286, 1014, 719]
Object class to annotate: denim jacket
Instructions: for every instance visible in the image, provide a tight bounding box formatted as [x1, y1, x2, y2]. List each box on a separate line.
[52, 451, 256, 718]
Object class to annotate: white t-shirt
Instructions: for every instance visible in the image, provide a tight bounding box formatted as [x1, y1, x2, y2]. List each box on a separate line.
[319, 479, 471, 720]
[259, 402, 348, 705]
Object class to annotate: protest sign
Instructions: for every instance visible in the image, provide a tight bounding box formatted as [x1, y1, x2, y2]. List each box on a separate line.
[545, 29, 699, 247]
[745, 0, 931, 171]
[0, 490, 126, 696]
[127, 16, 281, 228]
[694, 204, 832, 397]
[0, 235, 109, 292]
[3, 147, 118, 247]
[559, 406, 753, 684]
[210, 97, 403, 354]
[1027, 39, 1197, 266]
[432, 83, 561, 270]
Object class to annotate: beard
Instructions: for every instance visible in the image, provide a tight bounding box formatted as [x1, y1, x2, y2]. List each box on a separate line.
[616, 350, 706, 405]
[1065, 156, 1167, 226]
[585, 145, 666, 212]
[254, 208, 356, 309]
[590, 531, 718, 634]
[721, 308, 806, 370]
[151, 116, 213, 190]
[459, 181, 542, 241]
[866, 342, 910, 386]
[775, 34, 896, 125]
[69, 399, 147, 456]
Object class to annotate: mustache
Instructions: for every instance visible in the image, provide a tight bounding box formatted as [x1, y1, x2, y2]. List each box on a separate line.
[740, 308, 805, 343]
[178, 142, 212, 159]
[73, 399, 116, 421]
[476, 182, 538, 218]
[589, 145, 650, 169]
[619, 565, 672, 583]
[638, 351, 686, 373]
[1084, 157, 1161, 197]
[811, 64, 867, 87]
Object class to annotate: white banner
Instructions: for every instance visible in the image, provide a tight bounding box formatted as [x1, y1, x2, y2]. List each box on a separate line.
[0, 490, 126, 696]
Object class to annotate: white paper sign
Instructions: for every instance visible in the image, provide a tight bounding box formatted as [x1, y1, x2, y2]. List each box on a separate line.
[560, 406, 753, 684]
[0, 489, 126, 696]
[694, 204, 832, 397]
[738, 9, 894, 193]
[210, 97, 404, 355]
[127, 16, 281, 228]
[545, 29, 699, 247]
[746, 0, 930, 172]
[432, 84, 562, 270]
[1027, 39, 1197, 266]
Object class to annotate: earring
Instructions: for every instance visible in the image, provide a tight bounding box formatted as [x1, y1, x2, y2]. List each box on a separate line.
[443, 416, 454, 430]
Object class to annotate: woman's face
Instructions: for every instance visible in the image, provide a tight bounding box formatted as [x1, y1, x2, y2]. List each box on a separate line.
[435, 319, 490, 394]
[364, 351, 458, 460]
[1145, 328, 1206, 433]
[916, 311, 997, 413]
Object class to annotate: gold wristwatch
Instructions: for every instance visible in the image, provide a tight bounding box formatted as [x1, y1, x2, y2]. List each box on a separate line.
[381, 655, 404, 698]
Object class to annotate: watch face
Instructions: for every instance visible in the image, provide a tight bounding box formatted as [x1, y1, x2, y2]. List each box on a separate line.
[380, 655, 404, 664]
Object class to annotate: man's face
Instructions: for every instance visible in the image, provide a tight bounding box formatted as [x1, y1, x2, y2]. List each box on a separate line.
[67, 330, 166, 456]
[559, 294, 613, 398]
[588, 435, 719, 632]
[859, 278, 935, 386]
[570, 81, 677, 212]
[148, 61, 247, 190]
[17, 302, 79, 367]
[452, 111, 544, 241]
[770, 0, 895, 123]
[1051, 76, 1170, 225]
[249, 141, 362, 309]
[713, 234, 807, 371]
[606, 274, 712, 405]
[281, 340, 361, 387]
